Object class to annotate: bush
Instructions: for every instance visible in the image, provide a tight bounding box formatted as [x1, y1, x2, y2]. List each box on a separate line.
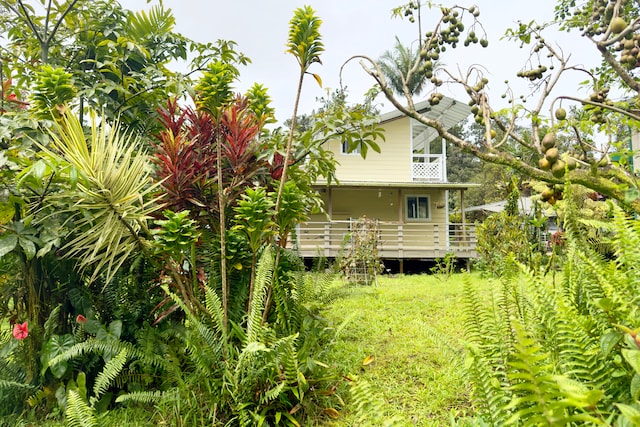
[464, 202, 640, 425]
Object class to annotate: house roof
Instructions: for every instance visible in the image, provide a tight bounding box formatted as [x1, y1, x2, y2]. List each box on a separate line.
[464, 196, 556, 217]
[379, 96, 471, 130]
[314, 180, 480, 190]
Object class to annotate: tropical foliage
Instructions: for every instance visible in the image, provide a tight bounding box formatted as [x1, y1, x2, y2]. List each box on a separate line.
[464, 202, 640, 425]
[0, 3, 385, 425]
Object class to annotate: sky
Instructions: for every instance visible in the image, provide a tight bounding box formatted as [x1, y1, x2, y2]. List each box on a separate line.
[120, 0, 597, 123]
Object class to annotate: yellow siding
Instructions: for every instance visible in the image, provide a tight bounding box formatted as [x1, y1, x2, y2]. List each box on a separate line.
[313, 187, 448, 224]
[330, 117, 411, 182]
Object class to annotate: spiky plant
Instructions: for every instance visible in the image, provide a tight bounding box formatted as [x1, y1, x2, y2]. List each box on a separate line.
[40, 110, 162, 284]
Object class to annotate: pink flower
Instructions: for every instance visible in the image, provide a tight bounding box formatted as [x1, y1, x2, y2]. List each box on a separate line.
[76, 314, 87, 324]
[12, 321, 28, 340]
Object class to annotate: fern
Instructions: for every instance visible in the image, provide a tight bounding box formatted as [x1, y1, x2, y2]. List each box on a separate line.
[115, 389, 172, 405]
[246, 246, 273, 343]
[505, 320, 565, 426]
[65, 388, 98, 427]
[92, 348, 128, 400]
[464, 345, 511, 426]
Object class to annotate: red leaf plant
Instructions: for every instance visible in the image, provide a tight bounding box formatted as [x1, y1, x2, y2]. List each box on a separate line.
[152, 96, 267, 222]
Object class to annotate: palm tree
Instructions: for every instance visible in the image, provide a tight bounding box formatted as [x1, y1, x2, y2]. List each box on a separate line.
[377, 36, 432, 97]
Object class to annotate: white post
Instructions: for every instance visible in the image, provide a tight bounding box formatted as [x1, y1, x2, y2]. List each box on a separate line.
[441, 137, 447, 182]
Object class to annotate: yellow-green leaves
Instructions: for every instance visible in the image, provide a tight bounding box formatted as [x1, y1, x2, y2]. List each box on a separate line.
[196, 61, 239, 116]
[30, 65, 76, 120]
[286, 5, 324, 77]
[45, 111, 162, 284]
[245, 83, 276, 125]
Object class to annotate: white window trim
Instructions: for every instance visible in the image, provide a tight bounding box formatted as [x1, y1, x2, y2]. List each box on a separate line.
[405, 194, 431, 221]
[340, 140, 361, 155]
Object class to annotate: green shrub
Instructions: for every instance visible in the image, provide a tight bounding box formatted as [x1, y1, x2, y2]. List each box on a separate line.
[464, 202, 640, 425]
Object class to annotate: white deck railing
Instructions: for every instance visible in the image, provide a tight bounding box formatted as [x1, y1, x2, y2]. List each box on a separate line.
[292, 221, 476, 259]
[411, 154, 445, 182]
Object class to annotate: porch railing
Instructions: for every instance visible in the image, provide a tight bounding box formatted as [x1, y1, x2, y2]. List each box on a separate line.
[411, 154, 445, 182]
[292, 220, 476, 259]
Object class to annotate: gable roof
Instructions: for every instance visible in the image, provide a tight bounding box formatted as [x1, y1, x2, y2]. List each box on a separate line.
[465, 196, 556, 217]
[379, 96, 471, 130]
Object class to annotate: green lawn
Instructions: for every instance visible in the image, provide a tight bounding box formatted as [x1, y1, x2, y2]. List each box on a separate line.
[322, 272, 491, 426]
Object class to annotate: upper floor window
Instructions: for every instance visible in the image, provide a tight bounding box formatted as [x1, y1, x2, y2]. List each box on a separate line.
[341, 140, 361, 155]
[406, 195, 430, 221]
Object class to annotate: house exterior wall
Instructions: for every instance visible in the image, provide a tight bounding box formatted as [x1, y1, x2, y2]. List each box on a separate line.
[299, 99, 477, 261]
[328, 118, 411, 182]
[311, 187, 447, 224]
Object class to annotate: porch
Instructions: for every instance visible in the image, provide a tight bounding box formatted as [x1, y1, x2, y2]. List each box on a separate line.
[292, 220, 477, 260]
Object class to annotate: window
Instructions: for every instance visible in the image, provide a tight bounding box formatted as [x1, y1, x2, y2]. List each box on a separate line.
[341, 140, 360, 155]
[406, 195, 430, 220]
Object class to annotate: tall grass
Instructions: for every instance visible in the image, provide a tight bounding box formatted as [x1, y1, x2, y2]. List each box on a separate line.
[324, 273, 491, 425]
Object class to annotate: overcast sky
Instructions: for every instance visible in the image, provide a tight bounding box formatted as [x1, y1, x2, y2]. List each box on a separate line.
[120, 0, 597, 123]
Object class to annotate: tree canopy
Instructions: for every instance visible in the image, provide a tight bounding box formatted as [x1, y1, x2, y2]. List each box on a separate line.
[350, 0, 640, 213]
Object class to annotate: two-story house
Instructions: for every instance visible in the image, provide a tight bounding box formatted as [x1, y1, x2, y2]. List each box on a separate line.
[294, 96, 478, 272]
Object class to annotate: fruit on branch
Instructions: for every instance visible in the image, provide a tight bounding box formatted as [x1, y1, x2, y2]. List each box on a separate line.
[609, 17, 627, 34]
[552, 159, 566, 178]
[428, 92, 443, 105]
[617, 33, 640, 69]
[545, 147, 559, 163]
[517, 65, 547, 81]
[541, 132, 557, 150]
[555, 107, 567, 120]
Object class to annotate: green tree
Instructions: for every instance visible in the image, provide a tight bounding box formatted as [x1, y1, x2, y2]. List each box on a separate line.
[351, 1, 640, 213]
[378, 35, 433, 96]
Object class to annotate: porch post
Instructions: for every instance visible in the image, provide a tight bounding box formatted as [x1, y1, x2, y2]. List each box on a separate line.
[441, 137, 447, 182]
[460, 189, 467, 245]
[328, 186, 333, 219]
[398, 189, 404, 274]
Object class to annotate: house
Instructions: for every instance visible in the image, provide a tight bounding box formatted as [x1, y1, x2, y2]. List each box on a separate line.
[293, 96, 479, 272]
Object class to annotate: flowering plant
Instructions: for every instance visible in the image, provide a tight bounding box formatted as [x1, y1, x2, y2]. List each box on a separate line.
[12, 321, 28, 340]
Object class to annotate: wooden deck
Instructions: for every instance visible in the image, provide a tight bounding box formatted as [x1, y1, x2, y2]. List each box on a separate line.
[292, 221, 477, 259]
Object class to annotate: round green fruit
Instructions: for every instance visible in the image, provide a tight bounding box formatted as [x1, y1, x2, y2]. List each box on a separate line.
[541, 188, 554, 200]
[541, 133, 556, 150]
[545, 147, 559, 163]
[551, 159, 566, 178]
[610, 17, 627, 34]
[539, 157, 551, 171]
[555, 107, 567, 120]
[566, 157, 577, 170]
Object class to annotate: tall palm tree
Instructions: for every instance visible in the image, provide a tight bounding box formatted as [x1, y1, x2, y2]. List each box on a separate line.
[377, 36, 431, 97]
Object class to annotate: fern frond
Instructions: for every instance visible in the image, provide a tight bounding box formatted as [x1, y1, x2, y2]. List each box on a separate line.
[273, 333, 299, 384]
[464, 345, 511, 426]
[261, 382, 286, 405]
[48, 338, 168, 372]
[92, 348, 128, 400]
[0, 379, 33, 390]
[115, 389, 172, 405]
[204, 284, 227, 341]
[65, 388, 98, 427]
[246, 247, 274, 343]
[506, 321, 567, 426]
[348, 376, 405, 425]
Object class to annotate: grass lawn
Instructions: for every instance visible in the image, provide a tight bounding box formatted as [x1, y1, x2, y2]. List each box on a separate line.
[322, 272, 492, 426]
